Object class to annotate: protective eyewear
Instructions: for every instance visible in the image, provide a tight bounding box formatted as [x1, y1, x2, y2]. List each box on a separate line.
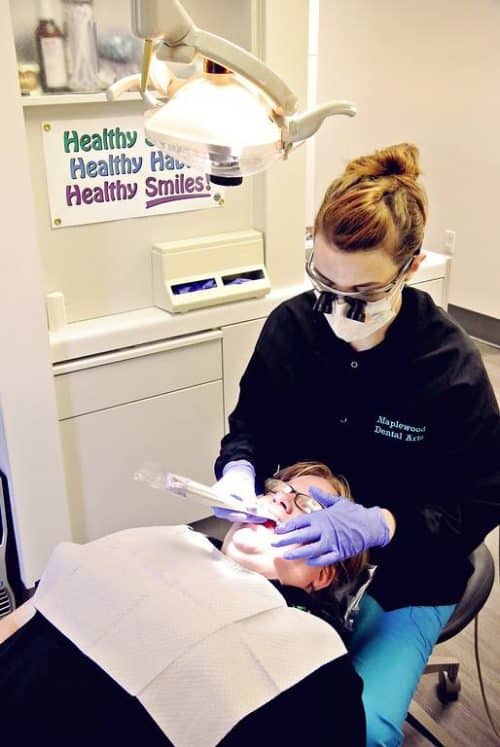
[306, 249, 416, 304]
[263, 478, 324, 514]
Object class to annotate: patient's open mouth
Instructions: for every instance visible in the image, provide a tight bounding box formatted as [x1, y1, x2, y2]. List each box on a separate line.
[263, 519, 277, 530]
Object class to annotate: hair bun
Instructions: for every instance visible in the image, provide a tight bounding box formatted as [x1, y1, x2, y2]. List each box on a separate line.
[346, 143, 421, 180]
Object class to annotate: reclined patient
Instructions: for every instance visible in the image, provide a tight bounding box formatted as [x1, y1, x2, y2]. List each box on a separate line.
[0, 461, 366, 747]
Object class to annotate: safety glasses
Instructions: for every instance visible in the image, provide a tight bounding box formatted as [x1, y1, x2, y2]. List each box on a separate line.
[305, 249, 416, 304]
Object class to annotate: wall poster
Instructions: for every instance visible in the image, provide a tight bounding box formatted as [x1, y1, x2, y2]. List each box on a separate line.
[41, 115, 224, 228]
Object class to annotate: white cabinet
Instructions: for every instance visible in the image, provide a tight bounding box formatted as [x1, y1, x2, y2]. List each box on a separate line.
[408, 251, 450, 309]
[56, 332, 224, 543]
[222, 317, 267, 426]
[409, 278, 444, 307]
[54, 334, 222, 419]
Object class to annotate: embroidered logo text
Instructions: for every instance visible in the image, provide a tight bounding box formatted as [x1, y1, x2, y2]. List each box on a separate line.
[374, 415, 426, 443]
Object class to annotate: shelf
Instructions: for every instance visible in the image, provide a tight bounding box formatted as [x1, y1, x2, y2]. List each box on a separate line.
[21, 91, 142, 107]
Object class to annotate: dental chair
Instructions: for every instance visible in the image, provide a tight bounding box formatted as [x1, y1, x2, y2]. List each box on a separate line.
[406, 542, 495, 746]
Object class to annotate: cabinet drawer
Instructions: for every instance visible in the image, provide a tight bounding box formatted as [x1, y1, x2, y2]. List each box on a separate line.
[60, 380, 224, 542]
[54, 330, 222, 419]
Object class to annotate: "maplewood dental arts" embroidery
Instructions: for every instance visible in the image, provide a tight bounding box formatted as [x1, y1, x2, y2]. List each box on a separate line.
[374, 415, 426, 443]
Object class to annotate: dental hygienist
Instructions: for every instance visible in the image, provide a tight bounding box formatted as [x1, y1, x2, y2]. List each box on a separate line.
[214, 143, 500, 746]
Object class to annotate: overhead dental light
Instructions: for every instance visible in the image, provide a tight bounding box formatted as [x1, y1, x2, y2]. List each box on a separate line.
[107, 0, 356, 186]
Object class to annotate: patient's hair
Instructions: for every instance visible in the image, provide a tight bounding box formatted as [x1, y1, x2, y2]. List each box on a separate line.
[274, 461, 367, 590]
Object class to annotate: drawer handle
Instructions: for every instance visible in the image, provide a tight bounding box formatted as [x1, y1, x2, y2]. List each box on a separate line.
[54, 329, 222, 375]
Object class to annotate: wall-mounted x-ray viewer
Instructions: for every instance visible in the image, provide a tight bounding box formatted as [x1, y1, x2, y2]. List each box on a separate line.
[152, 230, 270, 312]
[108, 0, 356, 185]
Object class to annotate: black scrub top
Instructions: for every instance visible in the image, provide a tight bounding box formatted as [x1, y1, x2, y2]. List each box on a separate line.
[215, 287, 500, 610]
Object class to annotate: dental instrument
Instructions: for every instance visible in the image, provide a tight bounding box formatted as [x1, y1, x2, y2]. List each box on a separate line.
[134, 463, 274, 523]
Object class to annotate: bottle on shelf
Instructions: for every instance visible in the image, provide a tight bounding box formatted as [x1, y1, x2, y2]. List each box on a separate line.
[35, 0, 68, 93]
[63, 0, 101, 92]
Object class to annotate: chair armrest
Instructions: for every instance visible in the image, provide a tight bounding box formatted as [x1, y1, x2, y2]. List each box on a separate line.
[438, 543, 495, 643]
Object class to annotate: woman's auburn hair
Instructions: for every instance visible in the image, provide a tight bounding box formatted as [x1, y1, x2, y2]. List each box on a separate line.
[274, 461, 367, 589]
[314, 142, 428, 265]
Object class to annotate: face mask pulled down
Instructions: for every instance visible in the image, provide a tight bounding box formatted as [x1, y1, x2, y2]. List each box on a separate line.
[323, 290, 400, 343]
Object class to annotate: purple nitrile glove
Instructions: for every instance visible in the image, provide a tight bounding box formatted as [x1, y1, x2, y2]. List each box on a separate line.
[213, 460, 257, 503]
[212, 460, 266, 523]
[271, 486, 391, 565]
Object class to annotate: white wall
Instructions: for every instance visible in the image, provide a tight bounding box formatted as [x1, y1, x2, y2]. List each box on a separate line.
[0, 0, 71, 587]
[305, 0, 319, 231]
[314, 0, 500, 319]
[253, 0, 308, 290]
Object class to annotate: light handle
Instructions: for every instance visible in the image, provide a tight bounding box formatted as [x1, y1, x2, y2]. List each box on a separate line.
[285, 101, 357, 144]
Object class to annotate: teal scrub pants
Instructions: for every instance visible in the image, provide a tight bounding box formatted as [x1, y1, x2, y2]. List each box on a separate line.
[349, 594, 456, 747]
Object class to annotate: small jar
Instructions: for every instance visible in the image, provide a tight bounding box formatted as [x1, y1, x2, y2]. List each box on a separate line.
[63, 0, 100, 92]
[18, 63, 42, 96]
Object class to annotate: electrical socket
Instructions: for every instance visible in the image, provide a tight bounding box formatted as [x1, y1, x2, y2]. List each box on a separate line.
[444, 229, 456, 255]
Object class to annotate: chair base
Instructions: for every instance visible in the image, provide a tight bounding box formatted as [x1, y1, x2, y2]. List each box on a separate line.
[406, 656, 461, 745]
[424, 655, 460, 677]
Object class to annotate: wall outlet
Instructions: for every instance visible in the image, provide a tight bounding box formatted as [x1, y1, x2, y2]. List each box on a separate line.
[444, 229, 456, 255]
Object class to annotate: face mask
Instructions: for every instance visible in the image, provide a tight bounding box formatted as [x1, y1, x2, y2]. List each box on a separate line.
[322, 287, 401, 343]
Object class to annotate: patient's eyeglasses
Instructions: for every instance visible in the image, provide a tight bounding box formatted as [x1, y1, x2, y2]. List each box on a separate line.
[263, 478, 324, 514]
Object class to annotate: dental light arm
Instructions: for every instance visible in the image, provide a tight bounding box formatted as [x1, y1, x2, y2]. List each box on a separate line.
[157, 29, 298, 116]
[131, 0, 298, 115]
[131, 0, 193, 44]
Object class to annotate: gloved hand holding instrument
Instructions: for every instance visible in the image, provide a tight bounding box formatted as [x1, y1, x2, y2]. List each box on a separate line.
[134, 460, 269, 523]
[272, 486, 393, 565]
[212, 460, 269, 523]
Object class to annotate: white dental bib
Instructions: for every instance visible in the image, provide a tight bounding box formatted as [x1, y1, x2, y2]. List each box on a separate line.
[34, 526, 346, 747]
